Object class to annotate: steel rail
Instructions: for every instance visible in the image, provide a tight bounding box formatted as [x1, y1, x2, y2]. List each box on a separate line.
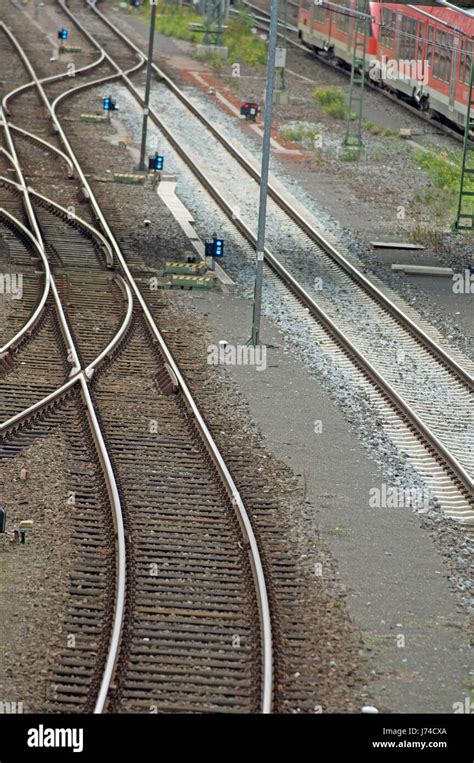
[57, 0, 274, 714]
[0, 42, 82, 377]
[2, 45, 107, 115]
[8, 123, 75, 177]
[0, 187, 134, 383]
[0, 26, 109, 355]
[85, 0, 473, 389]
[0, 204, 51, 355]
[0, 35, 115, 349]
[76, 1, 473, 497]
[0, 174, 117, 351]
[28, 188, 115, 267]
[0, 146, 17, 167]
[0, 375, 80, 432]
[0, 270, 133, 429]
[0, 21, 128, 714]
[85, 274, 134, 378]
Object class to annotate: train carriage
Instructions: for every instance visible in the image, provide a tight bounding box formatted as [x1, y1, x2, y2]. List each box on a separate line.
[298, 1, 474, 129]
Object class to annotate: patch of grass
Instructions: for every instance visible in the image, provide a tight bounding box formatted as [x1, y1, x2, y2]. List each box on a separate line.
[339, 147, 360, 162]
[142, 4, 203, 43]
[140, 5, 267, 67]
[313, 87, 344, 107]
[313, 88, 348, 120]
[411, 221, 447, 248]
[362, 120, 397, 137]
[414, 149, 461, 192]
[363, 633, 393, 652]
[413, 148, 463, 218]
[223, 11, 267, 67]
[325, 102, 347, 120]
[278, 121, 320, 145]
[374, 146, 387, 162]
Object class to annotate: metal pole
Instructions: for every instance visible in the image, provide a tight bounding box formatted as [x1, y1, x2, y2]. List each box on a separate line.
[138, 0, 158, 171]
[248, 0, 279, 347]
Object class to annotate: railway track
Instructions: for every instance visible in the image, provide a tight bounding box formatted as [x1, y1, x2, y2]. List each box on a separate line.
[0, 0, 471, 715]
[0, 4, 273, 714]
[64, 0, 473, 533]
[242, 0, 466, 145]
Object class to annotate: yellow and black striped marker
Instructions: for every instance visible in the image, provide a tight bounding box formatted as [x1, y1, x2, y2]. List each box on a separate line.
[169, 275, 213, 290]
[164, 261, 208, 276]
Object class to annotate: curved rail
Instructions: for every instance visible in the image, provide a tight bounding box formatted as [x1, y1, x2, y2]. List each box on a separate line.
[0, 204, 51, 355]
[0, 21, 109, 356]
[28, 187, 115, 267]
[8, 123, 75, 177]
[5, 0, 275, 713]
[85, 274, 134, 378]
[60, 0, 273, 712]
[0, 21, 129, 714]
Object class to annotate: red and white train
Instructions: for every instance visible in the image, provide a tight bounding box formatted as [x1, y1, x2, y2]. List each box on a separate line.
[298, 1, 474, 129]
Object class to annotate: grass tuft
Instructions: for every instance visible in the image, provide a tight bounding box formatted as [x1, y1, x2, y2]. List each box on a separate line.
[313, 88, 348, 120]
[139, 5, 267, 67]
[278, 121, 320, 145]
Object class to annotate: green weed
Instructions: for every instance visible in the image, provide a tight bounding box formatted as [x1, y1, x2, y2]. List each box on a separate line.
[413, 148, 463, 217]
[339, 147, 360, 161]
[139, 5, 267, 67]
[278, 121, 320, 145]
[313, 87, 344, 107]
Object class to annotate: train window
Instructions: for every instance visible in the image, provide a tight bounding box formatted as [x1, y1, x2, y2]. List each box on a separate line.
[399, 15, 418, 61]
[426, 26, 434, 67]
[459, 39, 473, 85]
[314, 3, 327, 23]
[433, 30, 453, 83]
[336, 7, 350, 33]
[416, 22, 424, 61]
[380, 7, 395, 48]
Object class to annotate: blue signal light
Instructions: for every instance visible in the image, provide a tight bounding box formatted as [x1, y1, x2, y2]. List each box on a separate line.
[148, 153, 164, 171]
[213, 238, 224, 258]
[58, 28, 68, 40]
[103, 96, 116, 111]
